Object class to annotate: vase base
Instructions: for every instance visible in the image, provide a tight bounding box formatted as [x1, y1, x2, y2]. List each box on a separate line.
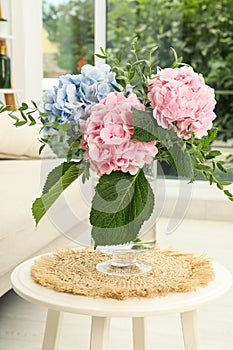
[96, 259, 152, 276]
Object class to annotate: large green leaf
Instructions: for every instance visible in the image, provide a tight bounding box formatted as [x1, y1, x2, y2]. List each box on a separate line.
[90, 169, 154, 247]
[32, 161, 83, 225]
[131, 108, 157, 142]
[131, 108, 194, 179]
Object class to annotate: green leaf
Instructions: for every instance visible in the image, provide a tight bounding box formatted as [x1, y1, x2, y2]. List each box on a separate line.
[31, 100, 37, 108]
[224, 190, 233, 197]
[0, 105, 11, 113]
[209, 174, 213, 185]
[95, 53, 107, 59]
[132, 59, 150, 66]
[42, 161, 79, 194]
[195, 164, 213, 172]
[28, 114, 36, 125]
[221, 181, 232, 186]
[39, 144, 45, 154]
[216, 161, 227, 173]
[20, 111, 27, 121]
[131, 108, 194, 179]
[168, 143, 194, 179]
[9, 113, 19, 121]
[32, 161, 83, 225]
[201, 128, 218, 148]
[131, 108, 156, 142]
[111, 83, 122, 92]
[14, 120, 27, 127]
[81, 161, 90, 183]
[205, 150, 222, 159]
[217, 182, 224, 190]
[90, 169, 154, 247]
[100, 47, 106, 55]
[116, 75, 127, 81]
[18, 102, 29, 111]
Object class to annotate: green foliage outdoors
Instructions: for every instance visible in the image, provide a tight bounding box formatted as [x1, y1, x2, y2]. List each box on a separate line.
[43, 0, 233, 142]
[43, 0, 94, 73]
[107, 0, 233, 142]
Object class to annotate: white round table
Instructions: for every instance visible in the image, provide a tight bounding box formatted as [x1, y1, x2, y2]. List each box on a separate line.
[11, 255, 232, 350]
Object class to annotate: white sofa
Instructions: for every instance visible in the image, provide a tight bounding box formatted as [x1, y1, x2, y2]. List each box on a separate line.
[0, 113, 90, 297]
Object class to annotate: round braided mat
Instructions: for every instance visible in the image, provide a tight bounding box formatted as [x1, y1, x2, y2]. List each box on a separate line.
[31, 247, 214, 300]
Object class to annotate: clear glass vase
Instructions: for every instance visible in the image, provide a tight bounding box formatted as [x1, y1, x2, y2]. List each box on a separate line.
[95, 161, 157, 276]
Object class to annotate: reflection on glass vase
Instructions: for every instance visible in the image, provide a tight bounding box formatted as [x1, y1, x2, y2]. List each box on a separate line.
[96, 160, 157, 276]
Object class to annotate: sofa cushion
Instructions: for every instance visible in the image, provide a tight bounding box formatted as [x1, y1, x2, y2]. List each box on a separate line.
[0, 112, 54, 159]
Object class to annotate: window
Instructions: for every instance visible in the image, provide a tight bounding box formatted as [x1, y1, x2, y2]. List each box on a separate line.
[42, 0, 95, 89]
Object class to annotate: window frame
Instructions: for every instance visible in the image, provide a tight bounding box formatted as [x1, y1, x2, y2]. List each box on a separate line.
[11, 0, 43, 102]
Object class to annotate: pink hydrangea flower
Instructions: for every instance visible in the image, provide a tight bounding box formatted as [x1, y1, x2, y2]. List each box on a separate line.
[80, 92, 158, 176]
[148, 66, 217, 139]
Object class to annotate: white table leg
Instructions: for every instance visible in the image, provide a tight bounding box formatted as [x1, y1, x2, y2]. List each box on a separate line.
[132, 317, 147, 350]
[180, 310, 200, 350]
[90, 316, 110, 350]
[42, 309, 63, 350]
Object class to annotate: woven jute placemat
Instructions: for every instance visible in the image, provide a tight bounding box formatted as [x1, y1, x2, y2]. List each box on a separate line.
[31, 246, 214, 300]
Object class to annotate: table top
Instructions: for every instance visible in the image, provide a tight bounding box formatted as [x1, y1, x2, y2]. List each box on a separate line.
[11, 255, 233, 317]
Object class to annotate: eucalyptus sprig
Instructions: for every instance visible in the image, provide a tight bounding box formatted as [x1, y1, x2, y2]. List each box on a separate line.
[7, 101, 39, 127]
[0, 101, 84, 160]
[1, 41, 233, 248]
[186, 129, 233, 201]
[96, 38, 159, 104]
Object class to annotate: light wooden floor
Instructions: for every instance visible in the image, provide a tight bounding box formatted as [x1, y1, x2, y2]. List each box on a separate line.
[0, 218, 233, 350]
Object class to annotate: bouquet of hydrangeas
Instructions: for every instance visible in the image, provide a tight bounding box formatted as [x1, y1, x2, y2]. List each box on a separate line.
[3, 42, 233, 247]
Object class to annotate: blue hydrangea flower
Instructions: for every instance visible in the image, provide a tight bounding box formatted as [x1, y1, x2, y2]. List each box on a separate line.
[38, 64, 122, 126]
